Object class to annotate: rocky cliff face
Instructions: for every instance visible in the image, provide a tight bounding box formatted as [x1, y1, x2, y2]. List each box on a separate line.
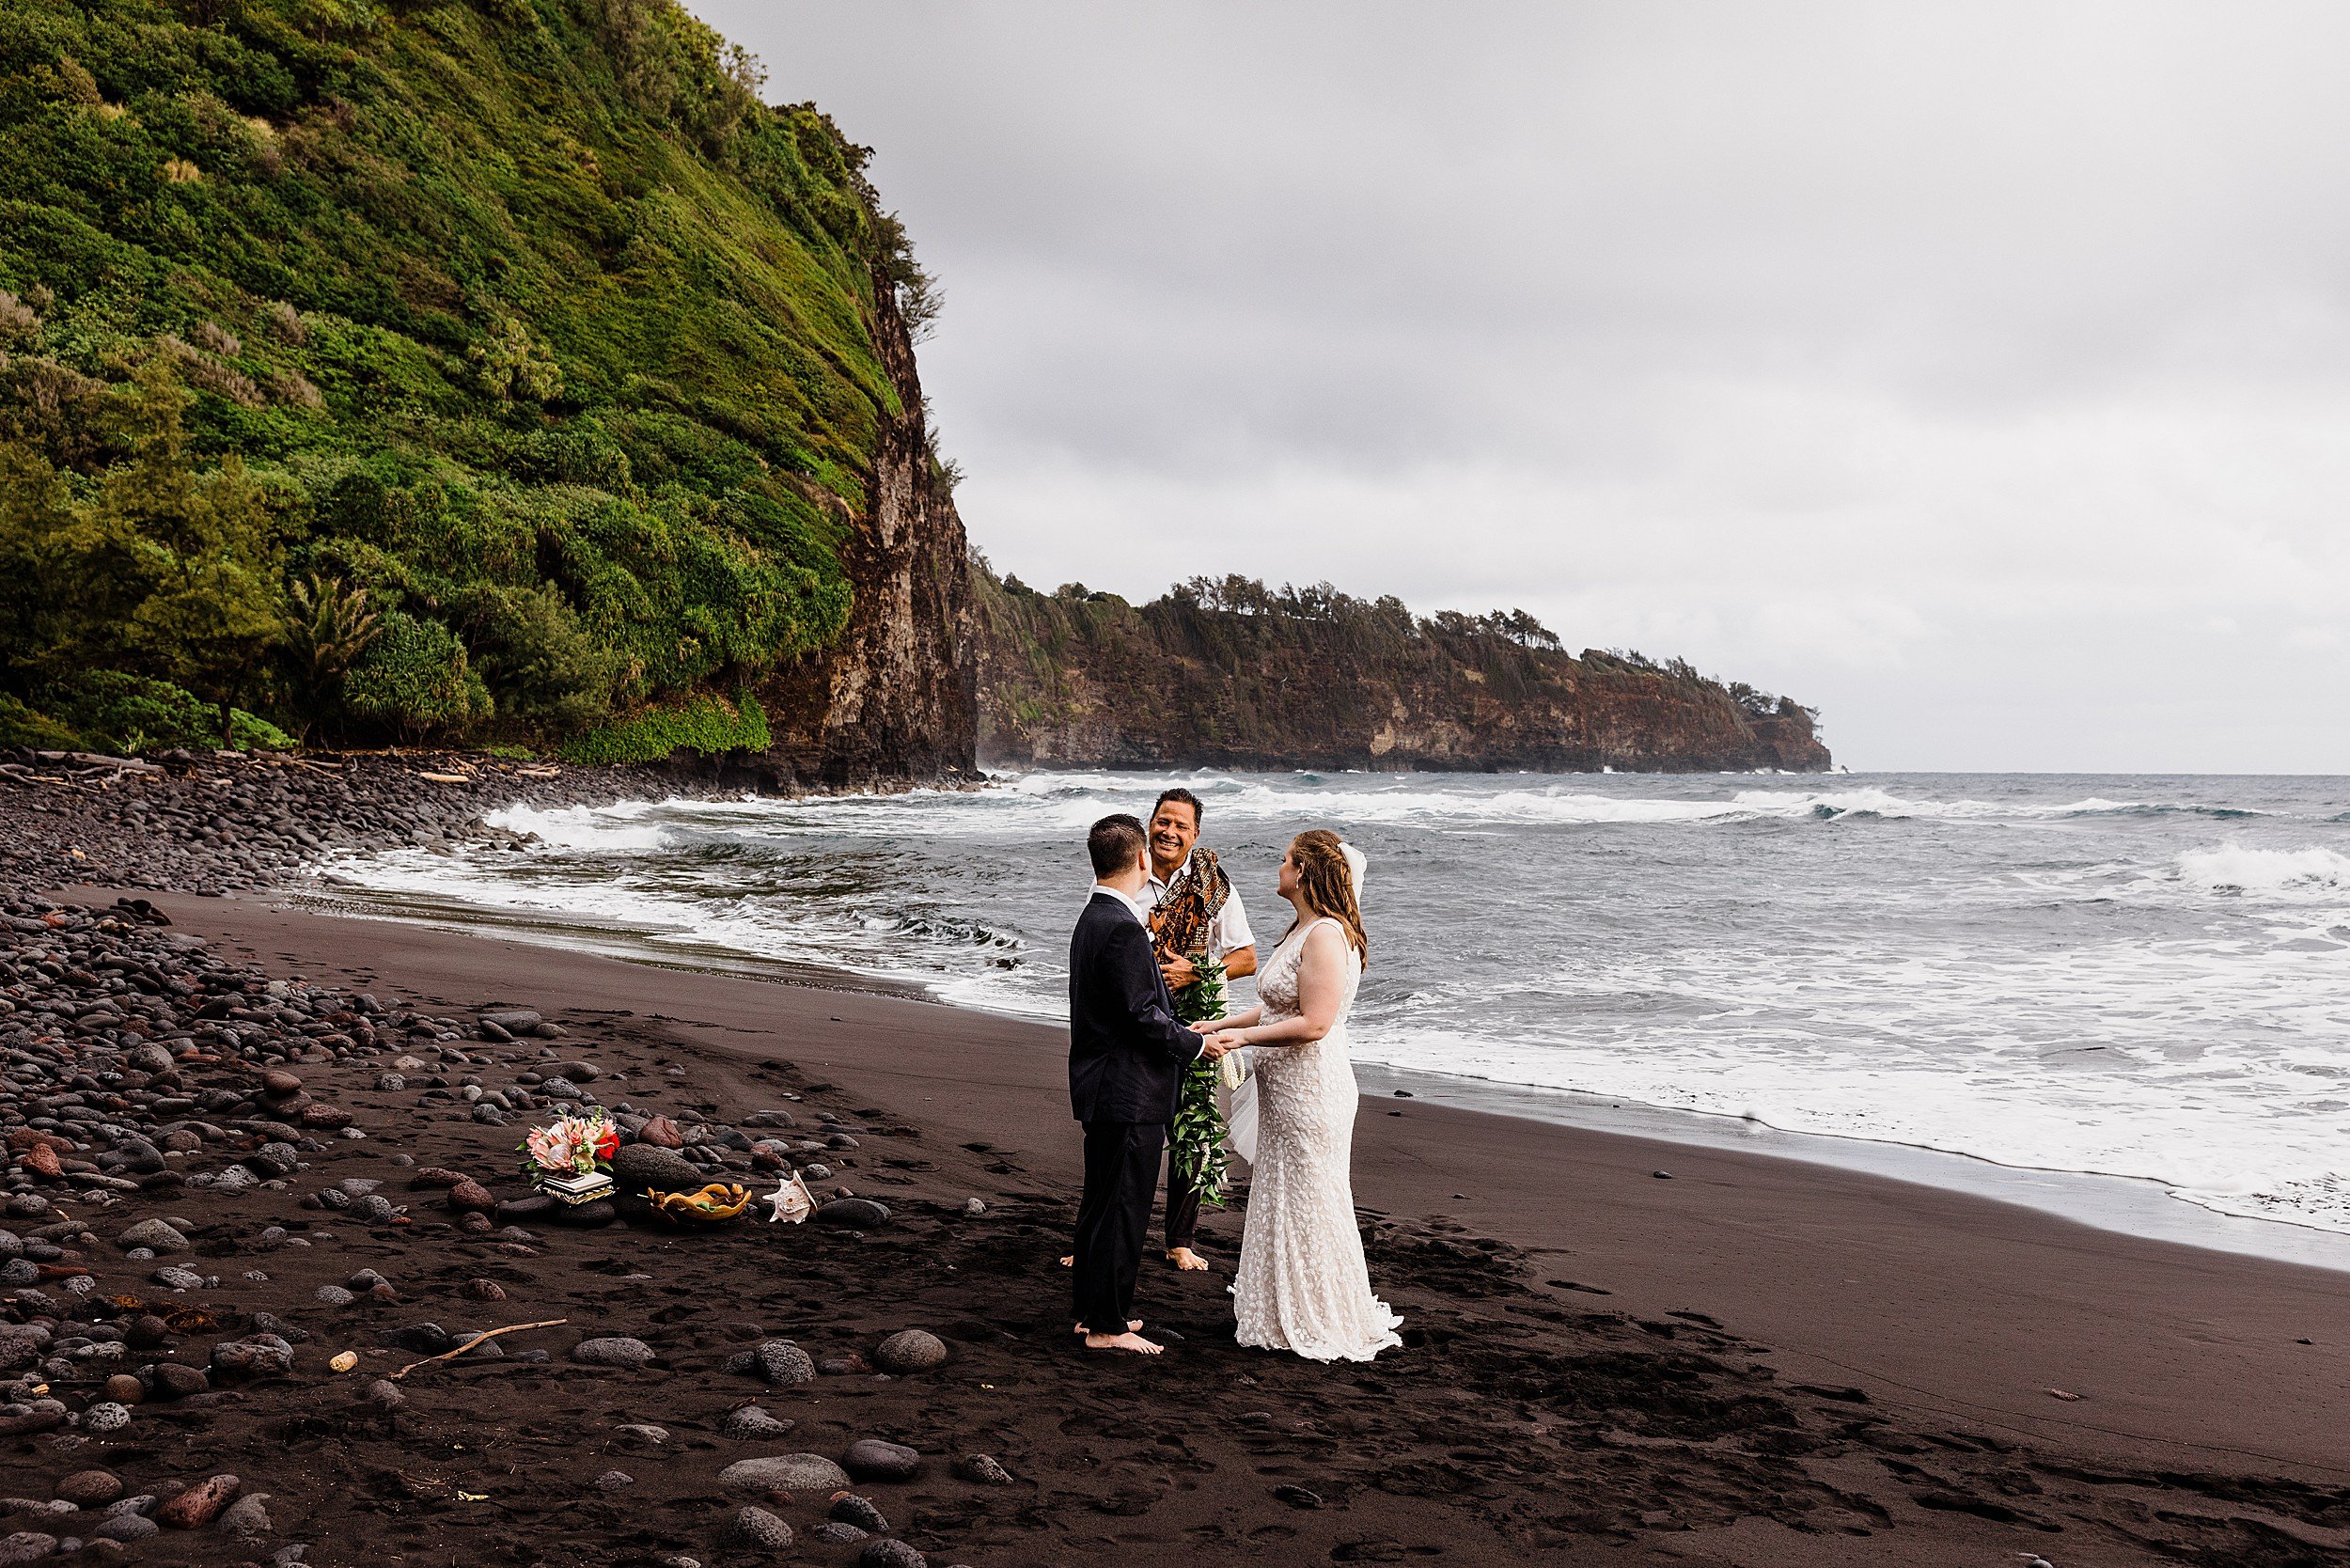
[975, 572, 1829, 774]
[748, 286, 977, 792]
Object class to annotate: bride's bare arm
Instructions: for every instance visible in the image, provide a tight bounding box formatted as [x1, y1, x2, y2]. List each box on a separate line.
[1199, 1004, 1262, 1032]
[1220, 924, 1347, 1049]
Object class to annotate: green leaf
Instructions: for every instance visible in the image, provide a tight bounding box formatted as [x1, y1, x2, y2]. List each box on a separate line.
[1168, 955, 1230, 1206]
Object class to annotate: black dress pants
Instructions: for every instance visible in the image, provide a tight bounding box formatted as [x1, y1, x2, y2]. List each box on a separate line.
[1164, 1155, 1201, 1252]
[1073, 1119, 1164, 1335]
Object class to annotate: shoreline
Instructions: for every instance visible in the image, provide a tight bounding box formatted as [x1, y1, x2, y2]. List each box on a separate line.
[280, 877, 2350, 1277]
[15, 751, 2340, 1273]
[1353, 1063, 2350, 1276]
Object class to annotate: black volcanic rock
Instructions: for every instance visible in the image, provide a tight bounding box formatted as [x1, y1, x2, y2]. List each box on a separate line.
[610, 1143, 701, 1197]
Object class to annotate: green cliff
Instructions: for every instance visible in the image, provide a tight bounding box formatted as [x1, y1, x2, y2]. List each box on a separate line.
[0, 0, 971, 778]
[976, 565, 1831, 774]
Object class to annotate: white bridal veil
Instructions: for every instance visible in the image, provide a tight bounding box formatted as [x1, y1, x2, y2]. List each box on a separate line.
[1221, 841, 1365, 1167]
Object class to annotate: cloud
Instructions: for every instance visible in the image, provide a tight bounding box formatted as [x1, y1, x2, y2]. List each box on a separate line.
[703, 0, 2350, 771]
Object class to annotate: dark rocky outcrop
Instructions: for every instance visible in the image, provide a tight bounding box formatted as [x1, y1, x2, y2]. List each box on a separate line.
[749, 287, 977, 792]
[0, 750, 749, 897]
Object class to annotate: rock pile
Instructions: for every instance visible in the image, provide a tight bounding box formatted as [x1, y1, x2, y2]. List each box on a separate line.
[0, 900, 400, 1230]
[0, 749, 744, 899]
[0, 859, 992, 1566]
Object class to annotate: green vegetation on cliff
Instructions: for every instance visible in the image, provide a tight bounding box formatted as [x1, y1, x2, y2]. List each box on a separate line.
[0, 0, 929, 754]
[976, 562, 1830, 774]
[558, 685, 766, 764]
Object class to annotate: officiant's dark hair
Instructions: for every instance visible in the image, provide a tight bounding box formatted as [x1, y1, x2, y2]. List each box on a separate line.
[1152, 788, 1202, 825]
[1088, 813, 1149, 877]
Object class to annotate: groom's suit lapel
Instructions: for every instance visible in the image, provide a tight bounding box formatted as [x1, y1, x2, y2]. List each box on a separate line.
[1146, 933, 1174, 1014]
[1136, 917, 1182, 1033]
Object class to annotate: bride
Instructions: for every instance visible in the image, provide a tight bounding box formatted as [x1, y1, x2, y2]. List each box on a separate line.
[1203, 830, 1402, 1362]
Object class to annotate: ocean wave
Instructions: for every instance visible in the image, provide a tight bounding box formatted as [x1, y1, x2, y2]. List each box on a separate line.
[2174, 844, 2350, 900]
[485, 800, 693, 852]
[477, 779, 2292, 848]
[2038, 800, 2264, 820]
[977, 775, 2280, 830]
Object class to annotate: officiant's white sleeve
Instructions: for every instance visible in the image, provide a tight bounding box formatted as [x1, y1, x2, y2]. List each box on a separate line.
[1219, 887, 1256, 954]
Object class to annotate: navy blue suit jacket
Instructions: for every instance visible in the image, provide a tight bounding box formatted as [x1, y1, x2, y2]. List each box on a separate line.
[1067, 890, 1204, 1124]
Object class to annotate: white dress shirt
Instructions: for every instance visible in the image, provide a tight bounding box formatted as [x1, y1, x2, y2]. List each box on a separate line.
[1141, 853, 1256, 959]
[1089, 883, 1151, 926]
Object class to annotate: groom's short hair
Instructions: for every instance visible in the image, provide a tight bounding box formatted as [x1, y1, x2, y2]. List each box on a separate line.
[1088, 813, 1148, 878]
[1152, 787, 1202, 826]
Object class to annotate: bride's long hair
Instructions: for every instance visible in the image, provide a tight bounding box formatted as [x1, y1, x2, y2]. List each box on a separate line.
[1285, 829, 1369, 970]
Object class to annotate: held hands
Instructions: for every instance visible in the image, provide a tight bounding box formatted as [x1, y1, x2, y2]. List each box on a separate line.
[1196, 1027, 1245, 1060]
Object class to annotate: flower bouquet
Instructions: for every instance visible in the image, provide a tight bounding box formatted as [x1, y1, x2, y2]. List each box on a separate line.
[517, 1108, 619, 1204]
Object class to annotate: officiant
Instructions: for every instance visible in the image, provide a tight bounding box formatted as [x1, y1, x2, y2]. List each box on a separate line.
[1141, 787, 1258, 1271]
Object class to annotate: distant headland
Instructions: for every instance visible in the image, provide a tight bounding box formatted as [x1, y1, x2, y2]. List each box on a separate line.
[975, 564, 1830, 775]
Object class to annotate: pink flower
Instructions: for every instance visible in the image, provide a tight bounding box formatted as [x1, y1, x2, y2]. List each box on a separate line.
[526, 1125, 576, 1172]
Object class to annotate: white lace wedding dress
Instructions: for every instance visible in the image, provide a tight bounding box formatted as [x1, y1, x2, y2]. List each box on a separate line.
[1230, 917, 1404, 1362]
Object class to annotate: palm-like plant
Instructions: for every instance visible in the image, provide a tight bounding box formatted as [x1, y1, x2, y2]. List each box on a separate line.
[285, 574, 380, 741]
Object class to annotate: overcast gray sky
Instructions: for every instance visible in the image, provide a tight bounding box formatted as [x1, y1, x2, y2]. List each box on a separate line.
[697, 1, 2350, 773]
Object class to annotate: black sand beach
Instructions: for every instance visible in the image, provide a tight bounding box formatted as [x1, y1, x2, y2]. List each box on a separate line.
[2, 756, 2347, 1564]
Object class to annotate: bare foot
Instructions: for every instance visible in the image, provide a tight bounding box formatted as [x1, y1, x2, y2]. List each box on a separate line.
[1083, 1330, 1163, 1355]
[1166, 1247, 1209, 1272]
[1073, 1319, 1143, 1335]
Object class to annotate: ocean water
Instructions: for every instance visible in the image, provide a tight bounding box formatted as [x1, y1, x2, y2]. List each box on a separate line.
[311, 771, 2350, 1238]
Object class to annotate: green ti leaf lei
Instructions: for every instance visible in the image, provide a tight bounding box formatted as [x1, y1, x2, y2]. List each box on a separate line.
[1169, 953, 1230, 1207]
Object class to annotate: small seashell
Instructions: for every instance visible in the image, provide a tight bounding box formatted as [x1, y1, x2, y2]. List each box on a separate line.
[329, 1351, 358, 1372]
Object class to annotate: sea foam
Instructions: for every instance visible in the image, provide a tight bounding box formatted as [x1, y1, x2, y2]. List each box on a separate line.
[2174, 843, 2350, 899]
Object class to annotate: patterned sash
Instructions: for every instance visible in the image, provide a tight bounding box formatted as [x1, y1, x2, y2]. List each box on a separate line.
[1150, 848, 1230, 966]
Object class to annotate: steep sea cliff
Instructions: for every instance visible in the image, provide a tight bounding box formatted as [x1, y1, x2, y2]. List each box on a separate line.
[750, 286, 977, 792]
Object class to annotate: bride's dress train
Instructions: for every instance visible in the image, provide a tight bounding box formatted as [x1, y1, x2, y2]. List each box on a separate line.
[1230, 917, 1402, 1362]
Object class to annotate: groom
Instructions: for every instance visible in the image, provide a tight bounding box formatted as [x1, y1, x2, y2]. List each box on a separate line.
[1068, 813, 1227, 1355]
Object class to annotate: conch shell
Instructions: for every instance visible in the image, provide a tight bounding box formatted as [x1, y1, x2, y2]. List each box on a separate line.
[765, 1171, 816, 1225]
[646, 1182, 751, 1222]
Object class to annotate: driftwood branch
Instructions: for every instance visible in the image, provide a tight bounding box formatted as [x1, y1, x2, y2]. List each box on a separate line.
[390, 1317, 569, 1379]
